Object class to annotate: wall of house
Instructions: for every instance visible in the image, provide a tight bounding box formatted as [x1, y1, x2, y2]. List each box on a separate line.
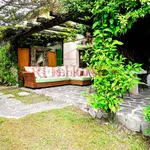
[63, 42, 79, 66]
[63, 34, 84, 67]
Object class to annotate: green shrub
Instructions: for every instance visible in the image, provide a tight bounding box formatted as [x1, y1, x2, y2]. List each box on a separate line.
[82, 0, 150, 119]
[143, 105, 150, 134]
[0, 43, 17, 85]
[85, 45, 141, 114]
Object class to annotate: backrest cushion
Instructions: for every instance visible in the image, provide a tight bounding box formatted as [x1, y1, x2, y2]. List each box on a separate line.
[46, 67, 53, 78]
[33, 66, 47, 78]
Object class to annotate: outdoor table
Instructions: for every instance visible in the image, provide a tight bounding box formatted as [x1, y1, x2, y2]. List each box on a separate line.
[129, 70, 147, 95]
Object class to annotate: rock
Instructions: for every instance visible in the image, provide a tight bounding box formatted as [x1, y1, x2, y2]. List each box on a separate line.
[88, 107, 96, 118]
[115, 113, 127, 125]
[96, 111, 103, 119]
[78, 102, 89, 113]
[126, 116, 141, 132]
[18, 92, 30, 96]
[103, 112, 108, 119]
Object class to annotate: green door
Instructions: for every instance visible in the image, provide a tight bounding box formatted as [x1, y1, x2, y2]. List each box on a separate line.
[56, 49, 62, 66]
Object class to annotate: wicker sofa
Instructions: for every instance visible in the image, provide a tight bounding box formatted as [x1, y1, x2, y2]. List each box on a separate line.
[23, 66, 92, 88]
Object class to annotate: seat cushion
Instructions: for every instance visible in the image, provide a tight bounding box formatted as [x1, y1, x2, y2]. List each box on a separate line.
[36, 77, 70, 83]
[69, 76, 91, 81]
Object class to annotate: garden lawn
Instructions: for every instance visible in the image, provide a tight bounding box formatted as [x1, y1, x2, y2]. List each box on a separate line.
[0, 87, 51, 104]
[0, 106, 149, 150]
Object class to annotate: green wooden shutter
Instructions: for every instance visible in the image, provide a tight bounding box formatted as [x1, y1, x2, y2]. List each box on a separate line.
[56, 49, 62, 66]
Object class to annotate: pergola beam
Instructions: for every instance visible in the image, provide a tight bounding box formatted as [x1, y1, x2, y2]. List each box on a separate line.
[49, 27, 70, 33]
[2, 11, 93, 42]
[12, 11, 81, 41]
[59, 23, 79, 30]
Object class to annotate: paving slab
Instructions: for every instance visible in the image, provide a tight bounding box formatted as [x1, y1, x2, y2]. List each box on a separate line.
[0, 99, 7, 106]
[4, 98, 21, 106]
[0, 91, 71, 119]
[18, 91, 30, 96]
[0, 106, 15, 116]
[0, 94, 15, 99]
[7, 103, 30, 111]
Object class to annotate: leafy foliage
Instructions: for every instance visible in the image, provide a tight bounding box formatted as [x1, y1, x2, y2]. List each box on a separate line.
[0, 43, 17, 85]
[82, 0, 150, 114]
[143, 106, 150, 134]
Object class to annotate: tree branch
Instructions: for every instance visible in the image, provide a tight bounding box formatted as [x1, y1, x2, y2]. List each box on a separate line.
[12, 11, 85, 41]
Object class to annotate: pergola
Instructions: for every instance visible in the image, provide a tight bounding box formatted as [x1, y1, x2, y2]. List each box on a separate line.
[2, 11, 93, 45]
[1, 10, 150, 70]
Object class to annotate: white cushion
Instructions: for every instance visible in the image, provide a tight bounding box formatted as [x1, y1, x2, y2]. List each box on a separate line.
[65, 66, 73, 77]
[72, 67, 82, 77]
[46, 67, 53, 78]
[33, 66, 47, 78]
[53, 67, 65, 77]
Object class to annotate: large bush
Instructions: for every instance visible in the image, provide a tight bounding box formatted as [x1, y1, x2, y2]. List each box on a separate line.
[0, 43, 17, 85]
[83, 0, 149, 116]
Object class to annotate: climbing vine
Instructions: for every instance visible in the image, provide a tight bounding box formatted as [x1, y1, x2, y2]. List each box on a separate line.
[84, 1, 150, 114]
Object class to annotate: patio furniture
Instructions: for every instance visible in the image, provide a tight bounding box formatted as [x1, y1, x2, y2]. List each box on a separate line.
[23, 66, 92, 88]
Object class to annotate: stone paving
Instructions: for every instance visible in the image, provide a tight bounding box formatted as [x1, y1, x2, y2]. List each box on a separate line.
[23, 85, 150, 134]
[26, 85, 89, 105]
[0, 85, 150, 134]
[116, 91, 150, 134]
[0, 91, 71, 119]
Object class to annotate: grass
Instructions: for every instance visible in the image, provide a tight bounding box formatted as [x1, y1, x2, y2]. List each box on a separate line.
[0, 87, 51, 104]
[0, 106, 149, 150]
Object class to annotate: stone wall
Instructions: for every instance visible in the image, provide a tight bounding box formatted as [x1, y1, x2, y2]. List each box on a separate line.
[30, 46, 48, 66]
[77, 95, 150, 136]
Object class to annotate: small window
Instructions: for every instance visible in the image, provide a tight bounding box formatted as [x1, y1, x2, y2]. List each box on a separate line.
[36, 51, 44, 66]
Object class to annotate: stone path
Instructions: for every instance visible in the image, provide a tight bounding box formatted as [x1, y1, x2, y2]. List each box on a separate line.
[116, 92, 150, 133]
[0, 92, 70, 119]
[27, 85, 89, 105]
[0, 85, 150, 134]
